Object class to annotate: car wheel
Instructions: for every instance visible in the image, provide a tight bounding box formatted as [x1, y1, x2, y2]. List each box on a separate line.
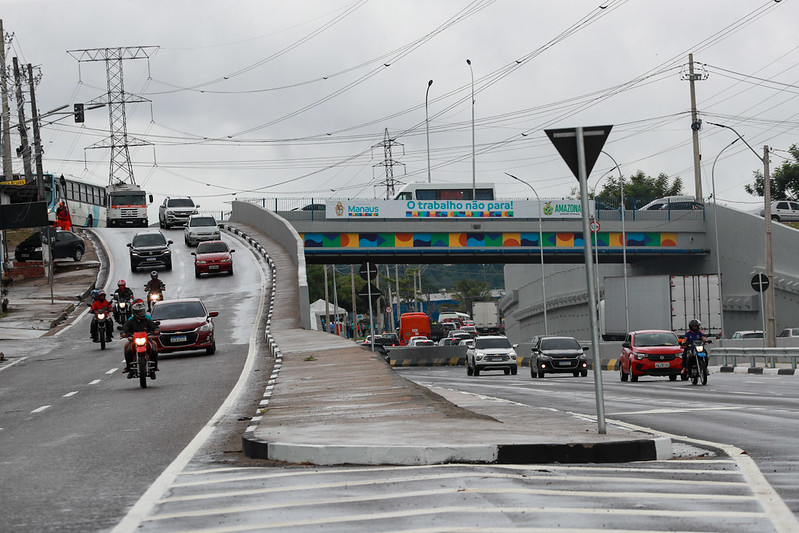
[771, 214, 780, 222]
[73, 248, 83, 261]
[580, 368, 588, 377]
[630, 370, 638, 382]
[573, 371, 579, 377]
[620, 363, 628, 382]
[510, 366, 517, 375]
[530, 362, 537, 378]
[159, 219, 164, 229]
[681, 373, 689, 381]
[669, 374, 677, 381]
[130, 263, 136, 272]
[473, 367, 480, 376]
[504, 368, 510, 375]
[206, 340, 216, 355]
[537, 368, 544, 378]
[195, 270, 201, 278]
[229, 264, 234, 275]
[165, 260, 172, 271]
[467, 365, 473, 376]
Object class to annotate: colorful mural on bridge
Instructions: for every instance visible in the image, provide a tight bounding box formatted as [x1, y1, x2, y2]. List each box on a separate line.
[301, 232, 678, 249]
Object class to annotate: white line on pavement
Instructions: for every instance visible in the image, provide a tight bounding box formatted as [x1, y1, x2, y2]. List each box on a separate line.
[63, 391, 78, 398]
[31, 405, 51, 413]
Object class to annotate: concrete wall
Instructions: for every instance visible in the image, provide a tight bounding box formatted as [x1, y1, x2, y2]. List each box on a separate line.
[230, 201, 311, 329]
[502, 204, 799, 342]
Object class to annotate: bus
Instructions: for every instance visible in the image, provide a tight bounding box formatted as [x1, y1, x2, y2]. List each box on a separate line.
[393, 182, 496, 201]
[3, 173, 108, 227]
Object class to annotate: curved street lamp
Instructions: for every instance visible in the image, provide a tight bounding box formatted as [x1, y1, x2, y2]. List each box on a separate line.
[466, 59, 475, 200]
[506, 172, 547, 336]
[601, 151, 629, 334]
[711, 138, 738, 343]
[425, 79, 433, 183]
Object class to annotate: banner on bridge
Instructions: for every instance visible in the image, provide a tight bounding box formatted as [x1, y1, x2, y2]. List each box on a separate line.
[326, 199, 591, 219]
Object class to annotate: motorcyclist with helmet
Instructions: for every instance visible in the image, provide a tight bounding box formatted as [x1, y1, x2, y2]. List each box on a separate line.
[681, 319, 706, 375]
[120, 300, 160, 377]
[113, 279, 134, 302]
[144, 271, 166, 294]
[89, 290, 114, 343]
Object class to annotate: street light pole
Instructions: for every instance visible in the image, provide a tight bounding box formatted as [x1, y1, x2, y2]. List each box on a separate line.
[708, 122, 776, 346]
[506, 173, 548, 336]
[466, 59, 476, 200]
[425, 79, 433, 183]
[601, 151, 629, 333]
[711, 138, 738, 340]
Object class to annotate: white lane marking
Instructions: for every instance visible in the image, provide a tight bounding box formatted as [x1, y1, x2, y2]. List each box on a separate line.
[145, 487, 757, 522]
[89, 379, 101, 385]
[112, 235, 266, 533]
[31, 405, 51, 413]
[610, 405, 747, 415]
[588, 416, 799, 533]
[106, 368, 118, 375]
[63, 391, 79, 398]
[731, 391, 760, 395]
[163, 471, 747, 503]
[0, 356, 28, 372]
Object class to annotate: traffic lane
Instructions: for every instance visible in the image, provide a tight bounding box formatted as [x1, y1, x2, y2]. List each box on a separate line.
[0, 230, 262, 531]
[397, 367, 799, 518]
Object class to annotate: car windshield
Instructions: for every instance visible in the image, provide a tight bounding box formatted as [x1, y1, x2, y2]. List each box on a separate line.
[475, 338, 511, 349]
[152, 301, 207, 320]
[635, 332, 679, 347]
[741, 332, 763, 339]
[196, 242, 228, 254]
[190, 217, 216, 227]
[132, 233, 166, 246]
[169, 199, 195, 207]
[540, 338, 582, 350]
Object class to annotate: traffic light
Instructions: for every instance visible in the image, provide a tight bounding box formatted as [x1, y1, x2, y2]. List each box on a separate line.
[73, 103, 84, 123]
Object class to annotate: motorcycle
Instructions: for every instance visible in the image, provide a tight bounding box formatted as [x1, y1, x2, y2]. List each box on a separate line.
[127, 330, 159, 389]
[684, 339, 709, 385]
[145, 287, 163, 313]
[88, 304, 114, 350]
[112, 296, 133, 324]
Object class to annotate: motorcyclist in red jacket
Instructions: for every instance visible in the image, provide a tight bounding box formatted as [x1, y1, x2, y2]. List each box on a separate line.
[89, 290, 113, 343]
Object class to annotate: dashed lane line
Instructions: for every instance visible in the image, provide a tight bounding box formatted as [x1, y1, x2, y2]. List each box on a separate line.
[30, 405, 51, 414]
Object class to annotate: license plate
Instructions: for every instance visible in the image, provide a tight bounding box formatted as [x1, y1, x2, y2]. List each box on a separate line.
[489, 356, 503, 362]
[146, 257, 156, 261]
[21, 253, 30, 258]
[558, 361, 571, 366]
[654, 362, 670, 368]
[171, 335, 187, 343]
[209, 265, 219, 270]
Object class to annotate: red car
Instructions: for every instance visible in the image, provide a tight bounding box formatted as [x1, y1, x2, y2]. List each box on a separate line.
[619, 330, 683, 382]
[192, 240, 234, 277]
[151, 298, 218, 355]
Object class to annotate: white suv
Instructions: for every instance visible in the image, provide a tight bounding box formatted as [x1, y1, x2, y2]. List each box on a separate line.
[159, 197, 199, 228]
[466, 335, 518, 376]
[184, 215, 221, 246]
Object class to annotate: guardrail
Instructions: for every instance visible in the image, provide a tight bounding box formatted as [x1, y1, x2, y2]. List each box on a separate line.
[711, 347, 799, 369]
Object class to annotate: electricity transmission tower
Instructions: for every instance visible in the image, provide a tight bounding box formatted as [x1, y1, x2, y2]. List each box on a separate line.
[67, 46, 158, 186]
[373, 128, 405, 199]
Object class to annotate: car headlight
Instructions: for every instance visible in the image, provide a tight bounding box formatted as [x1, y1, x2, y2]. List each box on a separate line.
[538, 354, 551, 360]
[199, 321, 213, 332]
[634, 352, 647, 360]
[196, 260, 207, 264]
[220, 258, 231, 263]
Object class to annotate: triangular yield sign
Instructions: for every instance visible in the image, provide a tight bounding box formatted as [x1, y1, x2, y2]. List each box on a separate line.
[545, 125, 613, 180]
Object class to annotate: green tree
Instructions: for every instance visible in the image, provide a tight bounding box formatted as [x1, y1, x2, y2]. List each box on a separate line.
[596, 170, 683, 208]
[744, 144, 799, 200]
[450, 279, 491, 315]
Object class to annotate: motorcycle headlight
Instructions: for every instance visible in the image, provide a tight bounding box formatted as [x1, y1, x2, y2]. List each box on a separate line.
[97, 313, 106, 320]
[134, 337, 148, 346]
[119, 302, 126, 309]
[696, 346, 704, 352]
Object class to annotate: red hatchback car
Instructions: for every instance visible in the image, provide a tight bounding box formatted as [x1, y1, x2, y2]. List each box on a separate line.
[151, 298, 218, 355]
[619, 330, 683, 382]
[192, 240, 234, 277]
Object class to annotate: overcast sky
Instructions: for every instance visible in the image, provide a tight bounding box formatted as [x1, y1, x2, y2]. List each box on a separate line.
[2, 0, 797, 215]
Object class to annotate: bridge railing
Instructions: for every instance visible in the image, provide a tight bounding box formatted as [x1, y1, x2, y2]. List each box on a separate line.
[711, 346, 799, 369]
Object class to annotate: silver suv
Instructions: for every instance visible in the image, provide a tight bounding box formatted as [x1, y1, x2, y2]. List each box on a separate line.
[466, 335, 518, 376]
[159, 197, 199, 229]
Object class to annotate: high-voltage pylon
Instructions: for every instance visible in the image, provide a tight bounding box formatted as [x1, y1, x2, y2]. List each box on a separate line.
[372, 128, 405, 199]
[67, 46, 158, 186]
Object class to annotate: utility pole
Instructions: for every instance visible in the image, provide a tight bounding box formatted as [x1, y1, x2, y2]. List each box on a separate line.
[27, 64, 44, 200]
[12, 57, 33, 185]
[373, 128, 405, 199]
[68, 46, 157, 186]
[1, 20, 13, 181]
[682, 53, 707, 202]
[763, 146, 776, 346]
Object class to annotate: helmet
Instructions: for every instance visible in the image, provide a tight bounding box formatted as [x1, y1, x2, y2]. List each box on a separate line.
[150, 271, 159, 279]
[132, 301, 146, 318]
[117, 279, 126, 288]
[689, 319, 700, 330]
[96, 290, 106, 301]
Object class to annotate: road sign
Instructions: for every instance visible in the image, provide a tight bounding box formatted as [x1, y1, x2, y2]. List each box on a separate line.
[385, 306, 391, 313]
[41, 226, 58, 244]
[359, 263, 378, 280]
[751, 273, 770, 293]
[358, 283, 382, 301]
[589, 220, 600, 232]
[545, 125, 612, 181]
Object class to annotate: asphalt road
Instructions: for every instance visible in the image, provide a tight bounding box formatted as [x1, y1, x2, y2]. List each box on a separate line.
[0, 227, 266, 532]
[398, 365, 799, 520]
